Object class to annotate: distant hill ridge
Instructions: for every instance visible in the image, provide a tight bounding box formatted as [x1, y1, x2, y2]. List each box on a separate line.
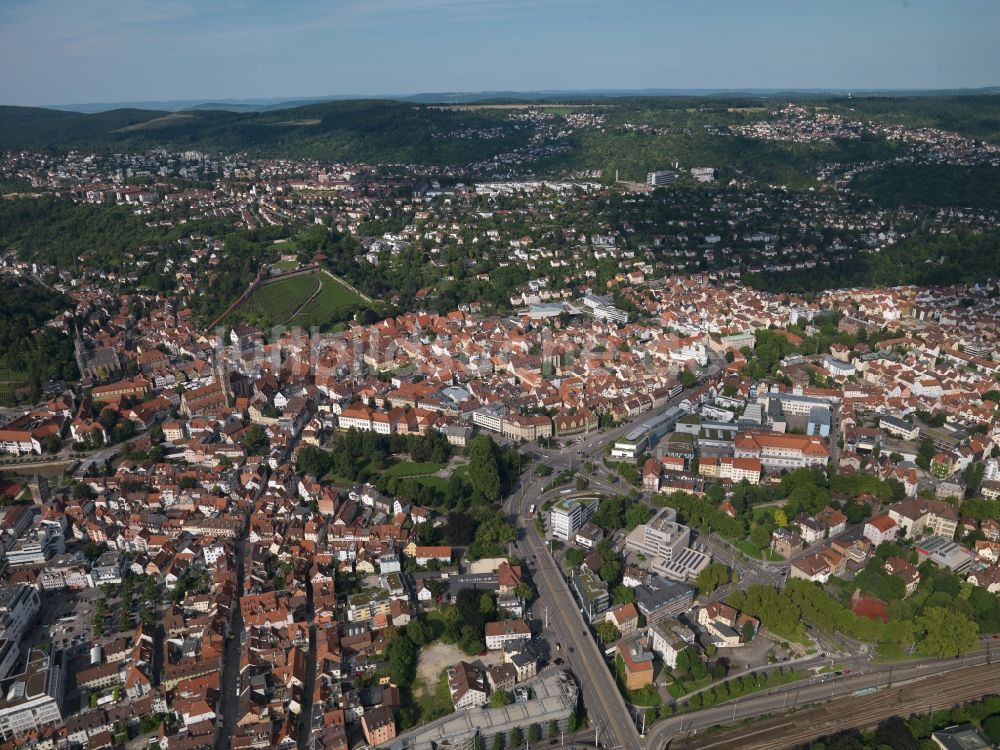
[3, 91, 1000, 170]
[39, 86, 1000, 113]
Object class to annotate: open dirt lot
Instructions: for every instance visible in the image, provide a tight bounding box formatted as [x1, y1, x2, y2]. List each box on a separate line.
[416, 642, 466, 690]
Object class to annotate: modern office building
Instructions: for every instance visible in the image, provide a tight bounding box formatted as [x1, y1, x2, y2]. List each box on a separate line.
[549, 496, 597, 541]
[647, 170, 679, 186]
[634, 576, 695, 625]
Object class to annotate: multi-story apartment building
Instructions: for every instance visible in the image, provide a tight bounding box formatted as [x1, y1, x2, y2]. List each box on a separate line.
[570, 567, 609, 623]
[0, 585, 40, 679]
[888, 499, 959, 540]
[649, 618, 696, 668]
[448, 661, 489, 709]
[346, 589, 392, 623]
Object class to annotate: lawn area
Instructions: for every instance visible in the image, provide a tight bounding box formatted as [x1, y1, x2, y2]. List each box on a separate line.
[411, 476, 449, 491]
[666, 682, 686, 699]
[735, 540, 763, 559]
[273, 260, 299, 271]
[381, 460, 447, 478]
[676, 669, 809, 714]
[752, 504, 782, 522]
[626, 684, 662, 707]
[286, 271, 370, 327]
[668, 674, 712, 697]
[243, 274, 319, 325]
[234, 270, 372, 328]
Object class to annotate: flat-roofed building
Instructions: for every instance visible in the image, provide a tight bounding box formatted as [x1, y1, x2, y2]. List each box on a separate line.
[570, 567, 609, 623]
[549, 496, 597, 542]
[915, 535, 974, 573]
[0, 648, 65, 740]
[484, 620, 531, 651]
[634, 576, 695, 625]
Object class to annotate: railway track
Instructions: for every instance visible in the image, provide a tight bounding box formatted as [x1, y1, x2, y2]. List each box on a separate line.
[679, 662, 1000, 750]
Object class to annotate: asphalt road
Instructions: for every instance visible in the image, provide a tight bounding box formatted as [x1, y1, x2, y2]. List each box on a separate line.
[213, 535, 247, 750]
[511, 471, 643, 750]
[499, 357, 725, 750]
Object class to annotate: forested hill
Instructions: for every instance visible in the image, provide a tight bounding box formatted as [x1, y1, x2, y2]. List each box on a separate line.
[3, 94, 1000, 170]
[0, 100, 534, 165]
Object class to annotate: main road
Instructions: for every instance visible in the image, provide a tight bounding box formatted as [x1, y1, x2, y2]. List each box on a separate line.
[501, 355, 726, 750]
[511, 474, 643, 750]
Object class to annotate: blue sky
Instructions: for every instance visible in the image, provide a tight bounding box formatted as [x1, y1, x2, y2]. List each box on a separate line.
[1, 0, 997, 106]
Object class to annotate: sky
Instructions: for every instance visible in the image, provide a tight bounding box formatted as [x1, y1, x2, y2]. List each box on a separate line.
[0, 0, 997, 107]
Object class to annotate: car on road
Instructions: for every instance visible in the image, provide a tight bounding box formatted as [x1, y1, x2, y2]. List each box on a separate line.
[568, 646, 574, 653]
[554, 658, 564, 665]
[555, 642, 561, 651]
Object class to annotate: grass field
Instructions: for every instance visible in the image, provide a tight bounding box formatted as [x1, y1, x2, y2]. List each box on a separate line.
[410, 476, 449, 491]
[287, 271, 368, 327]
[735, 540, 767, 559]
[381, 460, 447, 478]
[247, 274, 319, 323]
[235, 270, 370, 328]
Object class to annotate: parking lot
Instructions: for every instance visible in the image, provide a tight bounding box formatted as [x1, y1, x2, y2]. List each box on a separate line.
[33, 588, 101, 660]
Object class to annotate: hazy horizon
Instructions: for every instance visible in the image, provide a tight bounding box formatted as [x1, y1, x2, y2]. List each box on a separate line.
[1, 0, 998, 107]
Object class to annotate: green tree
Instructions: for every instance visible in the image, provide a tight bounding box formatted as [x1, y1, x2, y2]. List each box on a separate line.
[480, 592, 496, 616]
[984, 716, 1000, 745]
[916, 439, 936, 470]
[749, 523, 772, 551]
[599, 557, 621, 584]
[297, 445, 332, 477]
[596, 621, 621, 643]
[565, 548, 586, 568]
[916, 606, 978, 658]
[468, 435, 502, 502]
[242, 424, 269, 455]
[695, 562, 730, 595]
[624, 503, 653, 530]
[612, 585, 636, 605]
[490, 690, 512, 707]
[528, 724, 541, 743]
[386, 633, 418, 685]
[548, 721, 559, 739]
[510, 728, 523, 747]
[492, 733, 505, 750]
[469, 510, 515, 559]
